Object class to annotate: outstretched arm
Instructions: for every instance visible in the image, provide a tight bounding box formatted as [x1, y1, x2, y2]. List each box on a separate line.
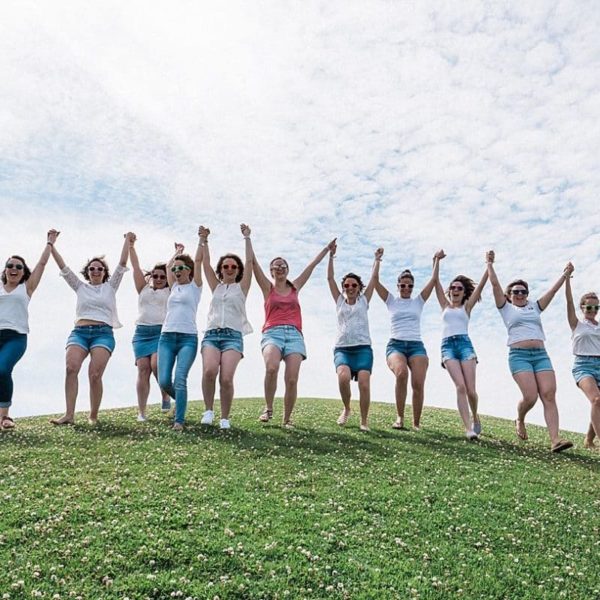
[565, 268, 578, 331]
[486, 251, 505, 308]
[193, 228, 204, 287]
[538, 262, 573, 311]
[166, 243, 184, 288]
[252, 245, 272, 299]
[465, 266, 489, 315]
[433, 253, 448, 309]
[326, 240, 340, 302]
[119, 233, 133, 267]
[240, 224, 254, 296]
[364, 248, 383, 303]
[373, 247, 389, 302]
[129, 235, 147, 294]
[420, 250, 445, 301]
[199, 226, 219, 292]
[293, 238, 337, 292]
[26, 229, 59, 296]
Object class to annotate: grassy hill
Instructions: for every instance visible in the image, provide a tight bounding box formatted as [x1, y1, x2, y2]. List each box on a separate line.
[1, 398, 599, 599]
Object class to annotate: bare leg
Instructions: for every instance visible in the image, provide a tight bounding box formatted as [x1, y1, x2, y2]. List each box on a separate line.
[201, 346, 221, 411]
[512, 371, 539, 440]
[444, 359, 471, 432]
[136, 356, 152, 417]
[262, 344, 282, 415]
[282, 353, 303, 425]
[461, 359, 480, 427]
[577, 377, 600, 447]
[387, 353, 408, 427]
[55, 345, 88, 423]
[408, 355, 428, 429]
[536, 370, 562, 445]
[88, 347, 111, 423]
[218, 350, 242, 420]
[357, 370, 371, 430]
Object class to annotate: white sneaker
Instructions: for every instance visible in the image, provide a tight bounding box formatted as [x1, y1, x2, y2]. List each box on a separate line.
[220, 419, 231, 430]
[137, 414, 147, 422]
[466, 429, 479, 441]
[201, 410, 214, 425]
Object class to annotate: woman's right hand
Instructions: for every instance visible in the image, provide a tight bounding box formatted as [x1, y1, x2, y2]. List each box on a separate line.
[241, 223, 251, 238]
[375, 247, 384, 261]
[47, 229, 60, 245]
[486, 250, 495, 264]
[329, 240, 337, 257]
[174, 242, 184, 254]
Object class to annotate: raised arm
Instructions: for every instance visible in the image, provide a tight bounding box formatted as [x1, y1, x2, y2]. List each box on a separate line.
[420, 250, 445, 302]
[128, 234, 147, 294]
[119, 232, 133, 267]
[293, 238, 337, 292]
[26, 229, 59, 296]
[240, 224, 254, 296]
[193, 228, 204, 287]
[433, 253, 449, 309]
[166, 243, 184, 288]
[326, 240, 340, 302]
[486, 251, 505, 308]
[364, 248, 383, 303]
[373, 247, 389, 302]
[251, 247, 272, 299]
[565, 268, 578, 331]
[199, 226, 219, 292]
[465, 265, 489, 315]
[538, 262, 573, 311]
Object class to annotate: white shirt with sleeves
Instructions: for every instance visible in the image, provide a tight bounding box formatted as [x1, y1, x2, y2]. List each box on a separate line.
[386, 294, 425, 342]
[60, 264, 128, 328]
[0, 283, 30, 334]
[205, 282, 253, 335]
[162, 281, 202, 335]
[572, 320, 600, 356]
[334, 294, 371, 347]
[499, 300, 546, 346]
[441, 305, 470, 338]
[137, 285, 170, 326]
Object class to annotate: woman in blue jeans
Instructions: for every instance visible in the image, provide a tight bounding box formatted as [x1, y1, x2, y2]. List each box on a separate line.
[158, 231, 203, 431]
[1, 229, 59, 429]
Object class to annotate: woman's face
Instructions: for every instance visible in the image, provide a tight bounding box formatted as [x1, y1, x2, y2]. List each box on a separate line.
[4, 257, 25, 285]
[270, 259, 288, 281]
[171, 259, 192, 284]
[221, 259, 239, 284]
[343, 277, 360, 300]
[397, 276, 414, 299]
[151, 269, 168, 289]
[580, 295, 599, 320]
[449, 280, 465, 305]
[87, 260, 106, 285]
[509, 284, 529, 307]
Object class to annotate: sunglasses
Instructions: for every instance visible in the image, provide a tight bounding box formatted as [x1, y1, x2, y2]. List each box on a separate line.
[511, 289, 528, 296]
[5, 263, 24, 270]
[88, 266, 105, 272]
[450, 285, 464, 291]
[152, 274, 167, 280]
[271, 264, 288, 271]
[583, 305, 600, 311]
[171, 265, 191, 272]
[222, 265, 239, 270]
[344, 283, 358, 289]
[398, 283, 414, 289]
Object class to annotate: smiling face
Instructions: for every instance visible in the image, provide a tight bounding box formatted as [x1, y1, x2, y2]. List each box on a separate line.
[397, 276, 414, 299]
[509, 285, 529, 306]
[269, 258, 289, 282]
[171, 259, 192, 284]
[448, 280, 466, 305]
[86, 260, 107, 285]
[221, 259, 239, 284]
[3, 257, 26, 286]
[150, 268, 168, 289]
[342, 276, 361, 301]
[580, 293, 599, 320]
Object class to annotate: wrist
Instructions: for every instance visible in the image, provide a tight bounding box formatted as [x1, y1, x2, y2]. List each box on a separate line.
[47, 241, 54, 246]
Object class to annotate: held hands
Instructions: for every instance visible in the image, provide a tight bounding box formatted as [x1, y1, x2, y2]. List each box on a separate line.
[486, 250, 495, 264]
[564, 262, 574, 278]
[198, 226, 210, 240]
[174, 242, 184, 255]
[124, 232, 136, 246]
[433, 249, 446, 261]
[329, 240, 338, 257]
[47, 229, 60, 245]
[241, 223, 251, 238]
[375, 247, 384, 261]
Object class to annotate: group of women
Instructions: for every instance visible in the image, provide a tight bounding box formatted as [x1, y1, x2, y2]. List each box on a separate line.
[1, 228, 599, 453]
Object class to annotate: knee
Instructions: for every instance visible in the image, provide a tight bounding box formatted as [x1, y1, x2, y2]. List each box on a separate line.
[455, 382, 467, 396]
[265, 363, 279, 378]
[338, 371, 351, 386]
[219, 376, 234, 393]
[88, 369, 104, 384]
[285, 375, 298, 388]
[138, 362, 151, 378]
[65, 361, 81, 377]
[203, 367, 219, 382]
[466, 389, 478, 402]
[590, 395, 600, 409]
[358, 380, 370, 394]
[394, 368, 409, 383]
[411, 380, 425, 394]
[539, 390, 556, 405]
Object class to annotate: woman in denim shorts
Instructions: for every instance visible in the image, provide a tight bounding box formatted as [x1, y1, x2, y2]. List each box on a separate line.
[434, 252, 489, 440]
[326, 242, 380, 431]
[374, 249, 445, 430]
[488, 255, 573, 453]
[197, 224, 254, 430]
[129, 235, 172, 421]
[253, 237, 337, 428]
[49, 233, 132, 426]
[565, 275, 600, 450]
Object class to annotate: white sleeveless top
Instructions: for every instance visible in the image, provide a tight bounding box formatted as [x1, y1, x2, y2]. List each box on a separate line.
[205, 282, 253, 335]
[572, 320, 600, 356]
[442, 305, 470, 338]
[162, 281, 202, 335]
[335, 294, 371, 347]
[137, 285, 170, 326]
[0, 283, 30, 334]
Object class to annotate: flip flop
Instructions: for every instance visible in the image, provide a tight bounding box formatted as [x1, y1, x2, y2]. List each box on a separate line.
[551, 439, 573, 453]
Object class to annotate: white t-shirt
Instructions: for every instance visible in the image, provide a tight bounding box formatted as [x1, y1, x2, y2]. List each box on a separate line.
[499, 300, 545, 346]
[61, 264, 128, 328]
[442, 305, 470, 338]
[386, 294, 425, 342]
[205, 282, 253, 335]
[162, 281, 202, 335]
[0, 283, 30, 334]
[572, 320, 600, 356]
[334, 294, 371, 347]
[137, 285, 170, 326]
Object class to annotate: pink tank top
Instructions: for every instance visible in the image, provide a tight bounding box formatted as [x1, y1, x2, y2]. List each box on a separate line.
[263, 286, 302, 333]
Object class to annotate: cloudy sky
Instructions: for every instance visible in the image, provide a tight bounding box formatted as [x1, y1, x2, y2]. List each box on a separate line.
[1, 1, 599, 433]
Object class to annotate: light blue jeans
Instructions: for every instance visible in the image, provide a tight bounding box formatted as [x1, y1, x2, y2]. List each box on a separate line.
[0, 329, 28, 408]
[158, 332, 198, 424]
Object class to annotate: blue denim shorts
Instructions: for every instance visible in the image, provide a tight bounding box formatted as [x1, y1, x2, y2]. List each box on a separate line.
[441, 334, 477, 367]
[334, 345, 373, 380]
[386, 338, 427, 359]
[572, 355, 600, 385]
[508, 347, 553, 375]
[132, 324, 162, 360]
[261, 325, 306, 359]
[67, 324, 115, 354]
[202, 328, 244, 355]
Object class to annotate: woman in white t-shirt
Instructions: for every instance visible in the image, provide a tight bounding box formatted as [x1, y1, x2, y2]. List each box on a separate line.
[0, 229, 59, 430]
[197, 224, 253, 430]
[434, 252, 489, 440]
[565, 273, 600, 450]
[129, 235, 172, 421]
[374, 250, 444, 430]
[157, 231, 203, 431]
[49, 233, 132, 426]
[488, 255, 573, 452]
[326, 243, 380, 431]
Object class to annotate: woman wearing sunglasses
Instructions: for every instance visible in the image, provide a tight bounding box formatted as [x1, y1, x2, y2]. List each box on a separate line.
[197, 224, 253, 430]
[0, 229, 59, 430]
[129, 234, 172, 421]
[374, 250, 444, 430]
[157, 231, 203, 431]
[326, 242, 380, 431]
[434, 252, 489, 440]
[565, 273, 600, 450]
[49, 233, 132, 426]
[253, 237, 337, 428]
[487, 255, 573, 452]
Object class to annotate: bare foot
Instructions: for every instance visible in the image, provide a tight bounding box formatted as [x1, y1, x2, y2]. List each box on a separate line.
[360, 424, 370, 432]
[515, 419, 528, 440]
[50, 416, 74, 426]
[391, 418, 405, 430]
[337, 409, 351, 426]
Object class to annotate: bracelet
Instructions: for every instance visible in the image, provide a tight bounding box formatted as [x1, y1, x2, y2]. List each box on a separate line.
[243, 236, 250, 240]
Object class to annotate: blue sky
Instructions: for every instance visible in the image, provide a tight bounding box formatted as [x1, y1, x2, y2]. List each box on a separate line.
[1, 1, 599, 432]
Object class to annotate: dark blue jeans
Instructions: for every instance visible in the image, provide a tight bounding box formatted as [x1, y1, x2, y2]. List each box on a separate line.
[158, 332, 198, 424]
[0, 329, 28, 408]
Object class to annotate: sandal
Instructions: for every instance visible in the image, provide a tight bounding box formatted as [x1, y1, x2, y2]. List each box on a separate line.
[283, 421, 295, 430]
[391, 419, 405, 430]
[337, 409, 351, 426]
[551, 439, 573, 453]
[259, 409, 273, 422]
[1, 416, 15, 429]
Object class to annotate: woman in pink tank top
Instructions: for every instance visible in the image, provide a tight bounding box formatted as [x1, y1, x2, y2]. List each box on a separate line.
[253, 238, 336, 428]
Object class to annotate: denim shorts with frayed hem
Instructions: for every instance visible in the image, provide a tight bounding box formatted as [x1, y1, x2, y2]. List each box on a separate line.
[572, 355, 600, 385]
[261, 325, 306, 359]
[441, 334, 477, 367]
[67, 324, 115, 354]
[385, 338, 427, 360]
[201, 328, 244, 355]
[508, 347, 553, 375]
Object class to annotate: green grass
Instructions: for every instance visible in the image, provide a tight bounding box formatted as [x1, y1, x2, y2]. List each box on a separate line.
[1, 398, 599, 599]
